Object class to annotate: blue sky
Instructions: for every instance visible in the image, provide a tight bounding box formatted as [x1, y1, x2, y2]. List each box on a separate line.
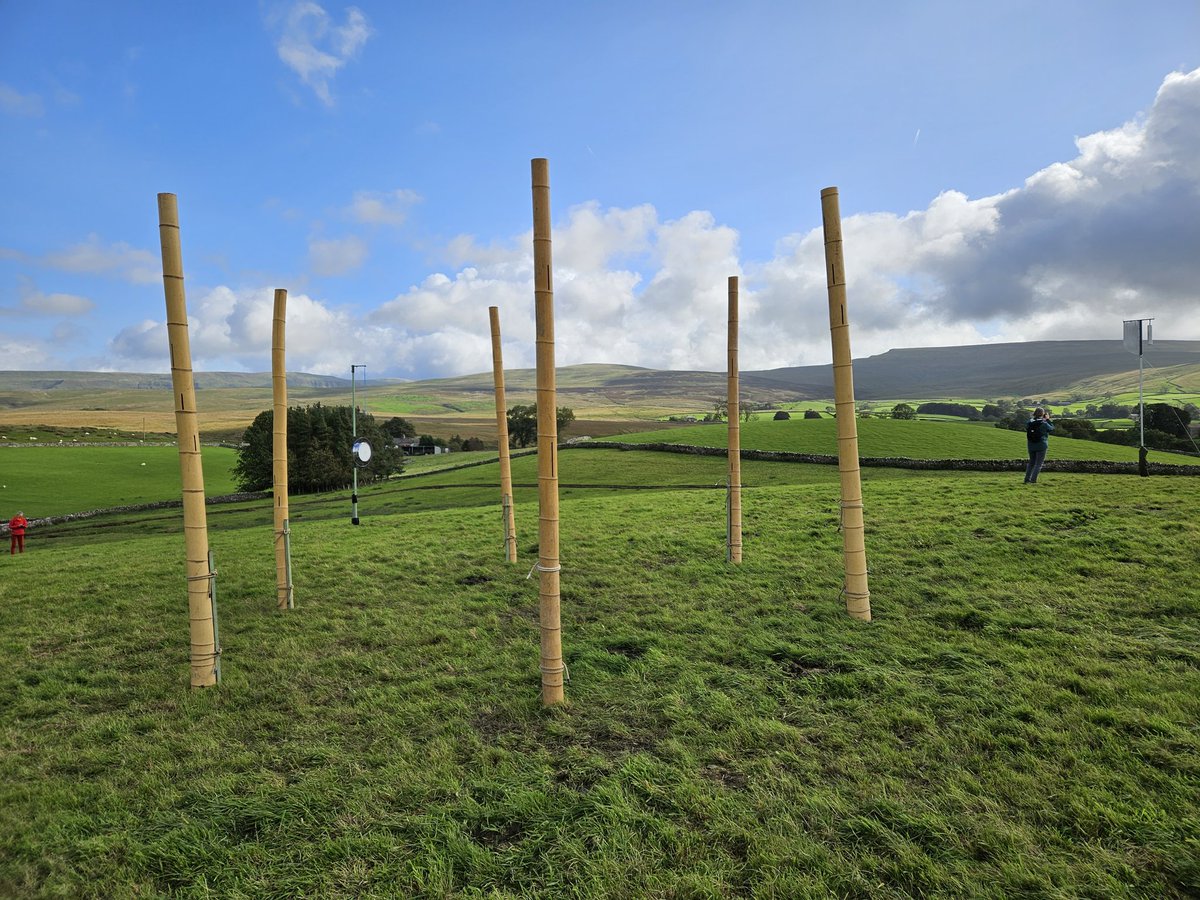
[1, 1, 1198, 379]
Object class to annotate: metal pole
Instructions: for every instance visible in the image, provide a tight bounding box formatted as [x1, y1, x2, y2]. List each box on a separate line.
[351, 364, 361, 524]
[727, 275, 742, 563]
[1139, 343, 1148, 477]
[283, 520, 294, 610]
[208, 549, 221, 683]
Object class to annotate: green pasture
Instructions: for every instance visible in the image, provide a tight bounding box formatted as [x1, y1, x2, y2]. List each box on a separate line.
[618, 416, 1200, 465]
[2, 448, 1197, 897]
[0, 445, 241, 519]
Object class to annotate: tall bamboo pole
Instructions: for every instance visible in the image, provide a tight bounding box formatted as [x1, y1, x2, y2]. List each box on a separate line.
[489, 306, 518, 562]
[820, 187, 872, 622]
[531, 158, 564, 705]
[272, 288, 294, 610]
[157, 193, 220, 685]
[727, 276, 743, 563]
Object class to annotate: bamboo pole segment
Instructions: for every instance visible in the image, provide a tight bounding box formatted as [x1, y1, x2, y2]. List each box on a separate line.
[820, 187, 872, 622]
[727, 276, 743, 563]
[489, 306, 518, 563]
[272, 288, 294, 610]
[157, 193, 220, 685]
[531, 158, 565, 705]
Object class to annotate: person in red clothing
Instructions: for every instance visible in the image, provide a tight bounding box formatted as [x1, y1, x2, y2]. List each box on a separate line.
[9, 511, 27, 554]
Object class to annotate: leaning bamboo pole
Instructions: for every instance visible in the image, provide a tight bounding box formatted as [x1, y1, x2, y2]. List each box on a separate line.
[489, 306, 518, 563]
[727, 276, 743, 563]
[531, 158, 565, 705]
[157, 193, 220, 685]
[820, 187, 872, 621]
[272, 288, 294, 610]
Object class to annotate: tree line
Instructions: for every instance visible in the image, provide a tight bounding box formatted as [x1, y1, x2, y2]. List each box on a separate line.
[885, 399, 1196, 453]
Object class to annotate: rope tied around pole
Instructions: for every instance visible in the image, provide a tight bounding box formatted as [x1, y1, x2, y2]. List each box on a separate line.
[539, 661, 570, 682]
[839, 585, 871, 602]
[837, 500, 864, 531]
[526, 562, 562, 580]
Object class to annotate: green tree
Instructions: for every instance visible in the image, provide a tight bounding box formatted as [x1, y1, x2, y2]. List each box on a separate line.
[1141, 403, 1191, 439]
[891, 403, 916, 420]
[507, 405, 537, 448]
[1098, 403, 1132, 419]
[506, 405, 575, 448]
[557, 406, 576, 435]
[381, 417, 416, 439]
[233, 404, 404, 493]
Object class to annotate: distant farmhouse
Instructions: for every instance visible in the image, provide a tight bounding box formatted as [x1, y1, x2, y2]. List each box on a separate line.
[392, 436, 450, 456]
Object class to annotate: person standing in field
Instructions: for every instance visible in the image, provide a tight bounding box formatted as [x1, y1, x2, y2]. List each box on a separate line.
[1024, 408, 1054, 484]
[9, 511, 28, 554]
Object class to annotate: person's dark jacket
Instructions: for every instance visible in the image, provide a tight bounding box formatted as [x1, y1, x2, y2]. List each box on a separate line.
[1026, 418, 1054, 451]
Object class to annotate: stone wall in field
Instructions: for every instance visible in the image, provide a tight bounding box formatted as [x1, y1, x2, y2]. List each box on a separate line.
[563, 441, 1200, 476]
[0, 492, 270, 533]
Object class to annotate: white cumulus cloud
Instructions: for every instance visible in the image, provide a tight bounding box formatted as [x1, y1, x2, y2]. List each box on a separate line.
[270, 2, 371, 106]
[94, 66, 1200, 380]
[348, 188, 422, 225]
[40, 234, 160, 284]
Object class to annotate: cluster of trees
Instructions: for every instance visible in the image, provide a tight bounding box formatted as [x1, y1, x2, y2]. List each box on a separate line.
[706, 400, 755, 422]
[506, 405, 575, 448]
[993, 403, 1195, 453]
[233, 404, 404, 493]
[379, 417, 484, 452]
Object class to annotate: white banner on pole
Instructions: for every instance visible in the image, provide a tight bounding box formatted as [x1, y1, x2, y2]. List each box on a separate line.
[1123, 320, 1141, 355]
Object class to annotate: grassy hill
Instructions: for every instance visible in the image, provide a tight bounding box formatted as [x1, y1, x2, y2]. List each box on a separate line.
[751, 340, 1200, 399]
[3, 416, 1195, 527]
[2, 447, 1197, 897]
[0, 444, 241, 518]
[615, 417, 1200, 466]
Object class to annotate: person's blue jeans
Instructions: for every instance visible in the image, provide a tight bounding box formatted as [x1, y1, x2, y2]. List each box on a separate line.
[1025, 446, 1047, 483]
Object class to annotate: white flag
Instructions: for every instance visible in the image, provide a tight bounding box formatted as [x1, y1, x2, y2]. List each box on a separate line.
[1123, 320, 1141, 355]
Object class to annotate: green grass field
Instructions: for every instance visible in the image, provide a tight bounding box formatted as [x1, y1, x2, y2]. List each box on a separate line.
[0, 445, 241, 519]
[617, 417, 1200, 465]
[2, 437, 1199, 897]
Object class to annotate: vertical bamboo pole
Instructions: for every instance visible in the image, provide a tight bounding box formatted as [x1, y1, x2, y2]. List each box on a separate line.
[727, 276, 743, 563]
[820, 187, 872, 622]
[272, 288, 294, 610]
[489, 306, 518, 562]
[531, 158, 564, 705]
[157, 193, 220, 685]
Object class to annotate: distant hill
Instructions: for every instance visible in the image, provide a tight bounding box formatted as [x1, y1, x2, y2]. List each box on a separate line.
[405, 340, 1200, 402]
[747, 340, 1200, 399]
[2, 341, 1197, 421]
[0, 371, 390, 391]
